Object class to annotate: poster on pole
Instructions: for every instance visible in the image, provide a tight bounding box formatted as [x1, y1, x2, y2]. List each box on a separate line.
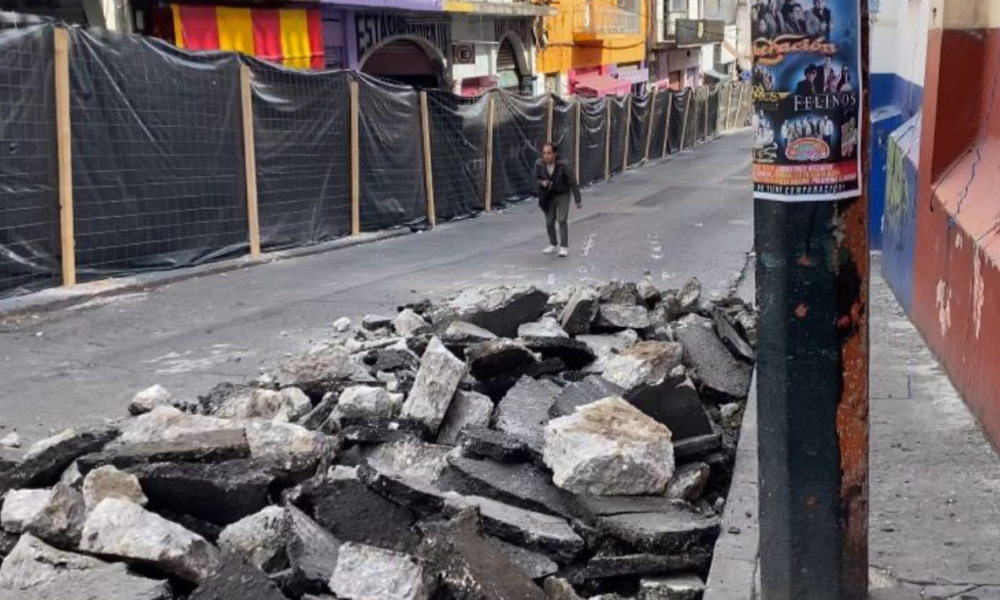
[750, 0, 863, 201]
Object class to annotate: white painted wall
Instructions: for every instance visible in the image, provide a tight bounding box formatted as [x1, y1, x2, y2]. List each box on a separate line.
[873, 0, 930, 87]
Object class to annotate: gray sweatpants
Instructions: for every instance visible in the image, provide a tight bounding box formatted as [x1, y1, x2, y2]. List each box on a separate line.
[545, 193, 571, 247]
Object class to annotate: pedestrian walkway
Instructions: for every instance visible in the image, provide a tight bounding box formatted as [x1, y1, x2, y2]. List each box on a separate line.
[868, 257, 1000, 599]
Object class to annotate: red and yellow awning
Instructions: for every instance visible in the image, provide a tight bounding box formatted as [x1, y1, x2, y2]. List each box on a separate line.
[171, 4, 324, 70]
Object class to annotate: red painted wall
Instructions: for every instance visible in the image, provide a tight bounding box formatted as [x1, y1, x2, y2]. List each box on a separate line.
[911, 27, 1000, 447]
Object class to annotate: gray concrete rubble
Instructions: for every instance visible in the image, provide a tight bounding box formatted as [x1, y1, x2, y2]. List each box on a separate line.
[329, 542, 430, 600]
[639, 573, 706, 600]
[80, 498, 221, 583]
[436, 390, 493, 446]
[128, 384, 173, 417]
[560, 286, 600, 335]
[401, 337, 469, 434]
[545, 398, 675, 496]
[602, 341, 683, 390]
[494, 376, 561, 453]
[0, 280, 754, 600]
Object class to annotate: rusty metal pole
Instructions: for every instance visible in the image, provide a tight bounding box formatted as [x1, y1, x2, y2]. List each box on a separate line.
[755, 0, 870, 598]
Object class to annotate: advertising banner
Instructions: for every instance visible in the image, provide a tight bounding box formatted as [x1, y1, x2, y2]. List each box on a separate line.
[750, 0, 863, 201]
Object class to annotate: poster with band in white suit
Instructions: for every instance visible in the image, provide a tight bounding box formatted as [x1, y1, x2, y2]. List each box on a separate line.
[750, 0, 862, 201]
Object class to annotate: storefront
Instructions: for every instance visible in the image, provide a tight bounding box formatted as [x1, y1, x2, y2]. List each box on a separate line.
[448, 13, 544, 96]
[650, 47, 702, 89]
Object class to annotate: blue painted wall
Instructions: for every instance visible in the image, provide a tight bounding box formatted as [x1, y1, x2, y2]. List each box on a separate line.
[881, 113, 921, 314]
[869, 73, 923, 249]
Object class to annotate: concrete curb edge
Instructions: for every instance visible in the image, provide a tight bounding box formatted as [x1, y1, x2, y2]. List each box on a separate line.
[705, 369, 760, 600]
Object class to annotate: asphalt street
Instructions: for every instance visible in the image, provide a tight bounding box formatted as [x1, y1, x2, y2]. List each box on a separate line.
[0, 132, 753, 444]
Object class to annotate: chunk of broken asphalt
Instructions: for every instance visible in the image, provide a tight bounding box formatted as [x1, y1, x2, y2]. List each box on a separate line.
[520, 337, 596, 370]
[0, 425, 118, 500]
[436, 390, 494, 446]
[639, 573, 706, 600]
[439, 456, 574, 518]
[712, 308, 755, 363]
[126, 460, 278, 526]
[595, 506, 720, 554]
[674, 314, 752, 402]
[549, 376, 626, 418]
[494, 376, 562, 452]
[580, 549, 712, 579]
[447, 286, 549, 338]
[188, 552, 289, 600]
[560, 286, 600, 335]
[490, 537, 559, 580]
[77, 430, 251, 475]
[457, 426, 540, 464]
[599, 282, 642, 305]
[465, 339, 539, 381]
[624, 377, 715, 440]
[418, 508, 547, 600]
[294, 470, 421, 553]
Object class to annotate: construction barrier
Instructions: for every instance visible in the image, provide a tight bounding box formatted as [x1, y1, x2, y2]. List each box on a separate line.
[0, 18, 751, 299]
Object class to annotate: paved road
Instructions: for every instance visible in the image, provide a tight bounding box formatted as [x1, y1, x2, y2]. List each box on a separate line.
[0, 133, 753, 444]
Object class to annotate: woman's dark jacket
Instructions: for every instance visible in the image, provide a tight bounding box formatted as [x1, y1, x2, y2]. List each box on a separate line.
[533, 158, 582, 210]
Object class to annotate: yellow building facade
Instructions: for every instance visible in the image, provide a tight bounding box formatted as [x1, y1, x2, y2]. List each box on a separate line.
[536, 0, 648, 96]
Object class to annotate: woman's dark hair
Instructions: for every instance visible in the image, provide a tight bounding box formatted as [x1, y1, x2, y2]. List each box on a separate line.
[543, 142, 559, 154]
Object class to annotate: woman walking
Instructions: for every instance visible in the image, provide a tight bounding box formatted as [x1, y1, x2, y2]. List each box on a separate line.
[534, 142, 582, 257]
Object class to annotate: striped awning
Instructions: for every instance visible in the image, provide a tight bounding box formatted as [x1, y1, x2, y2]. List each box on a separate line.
[171, 4, 324, 70]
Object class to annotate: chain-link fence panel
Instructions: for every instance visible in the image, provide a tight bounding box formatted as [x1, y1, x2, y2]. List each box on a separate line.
[0, 22, 60, 299]
[627, 93, 650, 169]
[607, 96, 628, 177]
[248, 60, 351, 249]
[69, 29, 247, 278]
[578, 97, 607, 186]
[648, 89, 670, 160]
[490, 91, 547, 207]
[426, 90, 487, 222]
[355, 74, 427, 231]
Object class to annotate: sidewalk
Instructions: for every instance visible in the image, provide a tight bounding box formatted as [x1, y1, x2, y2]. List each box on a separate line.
[868, 257, 1000, 599]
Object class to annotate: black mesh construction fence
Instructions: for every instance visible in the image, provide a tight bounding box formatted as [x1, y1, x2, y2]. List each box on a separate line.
[248, 60, 352, 249]
[355, 74, 427, 231]
[627, 93, 649, 169]
[0, 16, 753, 299]
[0, 22, 60, 299]
[578, 97, 608, 186]
[648, 90, 671, 161]
[607, 96, 628, 177]
[707, 86, 720, 138]
[489, 91, 547, 207]
[551, 96, 577, 161]
[69, 29, 247, 278]
[426, 91, 488, 222]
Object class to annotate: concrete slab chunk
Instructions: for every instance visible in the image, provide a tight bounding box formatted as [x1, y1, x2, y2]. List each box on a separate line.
[401, 337, 469, 435]
[437, 390, 494, 446]
[330, 543, 430, 600]
[1, 489, 51, 534]
[544, 397, 675, 496]
[441, 456, 573, 518]
[495, 376, 562, 453]
[80, 498, 221, 583]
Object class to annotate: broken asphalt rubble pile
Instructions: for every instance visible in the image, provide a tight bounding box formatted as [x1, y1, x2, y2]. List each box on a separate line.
[0, 278, 756, 600]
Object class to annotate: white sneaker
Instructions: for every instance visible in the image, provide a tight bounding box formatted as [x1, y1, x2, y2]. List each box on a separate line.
[558, 247, 569, 257]
[543, 246, 557, 255]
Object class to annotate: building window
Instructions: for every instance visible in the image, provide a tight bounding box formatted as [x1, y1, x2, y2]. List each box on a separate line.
[666, 0, 688, 38]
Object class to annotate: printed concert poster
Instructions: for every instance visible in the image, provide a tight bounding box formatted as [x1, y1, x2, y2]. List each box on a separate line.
[750, 0, 863, 201]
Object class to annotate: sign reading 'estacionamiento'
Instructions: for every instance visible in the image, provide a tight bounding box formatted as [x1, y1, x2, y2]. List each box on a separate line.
[750, 0, 863, 201]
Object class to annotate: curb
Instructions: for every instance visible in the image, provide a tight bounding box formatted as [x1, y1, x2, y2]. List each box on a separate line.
[0, 228, 411, 320]
[705, 370, 760, 600]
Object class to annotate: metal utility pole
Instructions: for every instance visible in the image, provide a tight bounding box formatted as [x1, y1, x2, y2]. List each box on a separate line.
[754, 0, 870, 598]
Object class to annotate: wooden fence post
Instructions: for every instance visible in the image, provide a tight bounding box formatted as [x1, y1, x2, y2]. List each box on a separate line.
[240, 64, 261, 259]
[662, 90, 673, 157]
[644, 87, 657, 161]
[622, 94, 632, 170]
[574, 99, 582, 174]
[54, 28, 75, 287]
[546, 96, 554, 142]
[484, 93, 496, 212]
[419, 91, 436, 227]
[349, 78, 360, 235]
[604, 98, 612, 181]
